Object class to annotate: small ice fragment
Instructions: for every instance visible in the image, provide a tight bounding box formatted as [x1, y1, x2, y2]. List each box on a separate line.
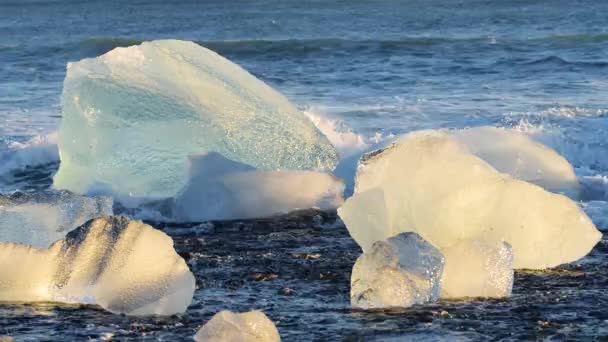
[440, 240, 514, 299]
[194, 310, 280, 342]
[350, 232, 444, 309]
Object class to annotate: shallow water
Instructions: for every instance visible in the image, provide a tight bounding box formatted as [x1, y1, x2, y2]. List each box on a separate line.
[2, 0, 608, 340]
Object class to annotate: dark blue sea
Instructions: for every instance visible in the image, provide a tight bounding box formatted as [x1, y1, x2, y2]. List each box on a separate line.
[1, 0, 608, 340]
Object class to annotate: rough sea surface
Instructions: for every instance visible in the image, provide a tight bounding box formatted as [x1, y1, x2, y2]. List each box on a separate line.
[1, 0, 608, 340]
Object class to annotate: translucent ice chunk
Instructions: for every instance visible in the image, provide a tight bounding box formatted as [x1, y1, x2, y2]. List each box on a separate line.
[340, 130, 601, 269]
[54, 39, 338, 200]
[194, 310, 281, 342]
[173, 153, 344, 221]
[0, 216, 195, 316]
[440, 240, 514, 298]
[350, 232, 444, 309]
[0, 190, 112, 248]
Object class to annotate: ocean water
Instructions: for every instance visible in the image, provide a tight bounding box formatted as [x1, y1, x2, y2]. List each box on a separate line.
[1, 0, 608, 340]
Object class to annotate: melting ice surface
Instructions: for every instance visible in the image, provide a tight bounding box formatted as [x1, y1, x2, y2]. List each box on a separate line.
[53, 39, 338, 200]
[0, 216, 195, 316]
[173, 153, 344, 221]
[350, 232, 444, 309]
[194, 310, 281, 342]
[0, 190, 112, 248]
[440, 240, 513, 299]
[339, 129, 601, 270]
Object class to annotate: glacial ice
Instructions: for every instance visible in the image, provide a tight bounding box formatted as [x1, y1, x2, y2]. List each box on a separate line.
[0, 190, 112, 248]
[194, 310, 281, 342]
[452, 126, 580, 198]
[173, 153, 344, 221]
[53, 39, 338, 200]
[440, 240, 513, 298]
[339, 130, 601, 269]
[0, 216, 195, 316]
[350, 232, 444, 309]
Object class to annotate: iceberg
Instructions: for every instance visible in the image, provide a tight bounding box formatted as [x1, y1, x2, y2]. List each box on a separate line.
[339, 130, 601, 269]
[0, 216, 195, 316]
[173, 153, 344, 221]
[194, 310, 281, 342]
[350, 232, 444, 309]
[54, 39, 338, 200]
[452, 126, 579, 198]
[440, 240, 513, 298]
[0, 190, 112, 248]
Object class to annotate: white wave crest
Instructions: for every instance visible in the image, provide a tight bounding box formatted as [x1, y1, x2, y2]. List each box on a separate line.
[0, 131, 59, 175]
[303, 110, 368, 158]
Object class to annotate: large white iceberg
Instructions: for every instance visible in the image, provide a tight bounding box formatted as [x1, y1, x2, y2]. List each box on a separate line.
[339, 129, 601, 269]
[0, 190, 112, 248]
[194, 310, 281, 342]
[440, 240, 513, 298]
[350, 232, 444, 309]
[0, 216, 195, 316]
[54, 39, 338, 200]
[173, 153, 344, 221]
